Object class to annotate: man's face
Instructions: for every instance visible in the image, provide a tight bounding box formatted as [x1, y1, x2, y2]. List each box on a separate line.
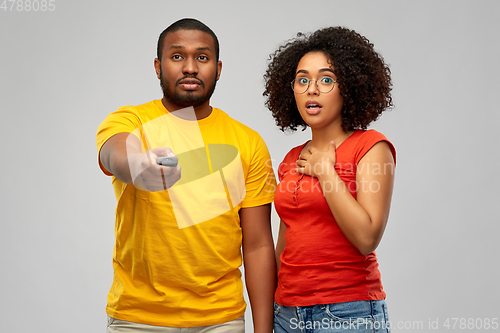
[155, 29, 221, 109]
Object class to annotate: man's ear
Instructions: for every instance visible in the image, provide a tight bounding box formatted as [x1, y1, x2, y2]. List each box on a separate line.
[154, 58, 161, 79]
[216, 60, 222, 81]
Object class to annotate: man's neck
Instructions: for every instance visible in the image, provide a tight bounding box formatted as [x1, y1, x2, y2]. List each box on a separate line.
[161, 97, 212, 120]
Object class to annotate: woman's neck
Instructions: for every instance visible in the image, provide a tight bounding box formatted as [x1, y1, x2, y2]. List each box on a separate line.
[310, 123, 353, 149]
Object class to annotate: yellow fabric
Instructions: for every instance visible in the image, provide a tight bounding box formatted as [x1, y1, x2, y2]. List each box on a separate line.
[96, 100, 276, 327]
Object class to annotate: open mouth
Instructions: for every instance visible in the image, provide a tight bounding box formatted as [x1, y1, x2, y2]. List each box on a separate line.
[306, 101, 322, 114]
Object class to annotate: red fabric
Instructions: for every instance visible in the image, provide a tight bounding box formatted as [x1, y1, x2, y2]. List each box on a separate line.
[274, 130, 396, 306]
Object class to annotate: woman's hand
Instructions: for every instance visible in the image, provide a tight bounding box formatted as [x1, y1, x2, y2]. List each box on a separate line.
[296, 141, 337, 178]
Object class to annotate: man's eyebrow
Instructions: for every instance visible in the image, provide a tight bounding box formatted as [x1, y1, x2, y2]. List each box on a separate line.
[168, 45, 212, 52]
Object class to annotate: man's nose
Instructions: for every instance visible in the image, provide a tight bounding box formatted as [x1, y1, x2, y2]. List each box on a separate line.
[182, 58, 198, 75]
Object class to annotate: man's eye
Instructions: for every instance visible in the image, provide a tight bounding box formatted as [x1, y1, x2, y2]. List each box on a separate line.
[297, 78, 309, 85]
[172, 55, 182, 60]
[198, 55, 208, 61]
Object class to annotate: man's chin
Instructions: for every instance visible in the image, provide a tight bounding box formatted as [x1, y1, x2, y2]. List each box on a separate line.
[161, 81, 216, 109]
[167, 97, 207, 108]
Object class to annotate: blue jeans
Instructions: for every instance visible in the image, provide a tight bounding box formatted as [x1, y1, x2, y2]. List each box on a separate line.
[274, 300, 390, 333]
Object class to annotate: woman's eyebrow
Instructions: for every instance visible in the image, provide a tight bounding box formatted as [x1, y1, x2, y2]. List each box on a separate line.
[319, 68, 335, 74]
[295, 68, 334, 75]
[295, 69, 309, 75]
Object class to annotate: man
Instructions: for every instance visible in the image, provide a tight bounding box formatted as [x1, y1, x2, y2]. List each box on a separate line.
[96, 18, 276, 332]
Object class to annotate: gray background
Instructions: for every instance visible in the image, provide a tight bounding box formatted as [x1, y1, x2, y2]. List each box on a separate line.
[1, 0, 499, 332]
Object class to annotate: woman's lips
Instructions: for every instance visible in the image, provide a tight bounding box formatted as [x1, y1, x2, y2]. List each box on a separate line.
[306, 100, 322, 115]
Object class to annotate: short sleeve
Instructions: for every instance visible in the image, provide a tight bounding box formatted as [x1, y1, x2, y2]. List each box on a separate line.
[95, 106, 142, 175]
[354, 129, 396, 165]
[240, 135, 276, 208]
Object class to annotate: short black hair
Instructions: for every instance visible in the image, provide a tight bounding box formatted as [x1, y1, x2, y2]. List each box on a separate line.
[263, 27, 393, 132]
[157, 18, 220, 62]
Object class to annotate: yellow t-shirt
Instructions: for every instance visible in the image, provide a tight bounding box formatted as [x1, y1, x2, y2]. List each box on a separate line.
[96, 100, 276, 327]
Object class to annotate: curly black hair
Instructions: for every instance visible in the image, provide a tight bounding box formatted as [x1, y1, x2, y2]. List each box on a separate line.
[263, 27, 393, 132]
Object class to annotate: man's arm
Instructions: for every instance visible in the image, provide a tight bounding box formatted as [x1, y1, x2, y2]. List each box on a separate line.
[240, 203, 276, 333]
[99, 132, 181, 191]
[275, 219, 286, 274]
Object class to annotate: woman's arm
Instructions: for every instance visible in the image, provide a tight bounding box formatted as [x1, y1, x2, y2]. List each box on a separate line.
[297, 141, 395, 255]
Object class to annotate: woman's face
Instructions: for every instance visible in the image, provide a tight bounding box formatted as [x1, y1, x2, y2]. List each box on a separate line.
[293, 52, 344, 130]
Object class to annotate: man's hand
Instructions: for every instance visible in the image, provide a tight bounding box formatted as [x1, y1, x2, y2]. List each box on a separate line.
[130, 147, 181, 191]
[100, 133, 181, 191]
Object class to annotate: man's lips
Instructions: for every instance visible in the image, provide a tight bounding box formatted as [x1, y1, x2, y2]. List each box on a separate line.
[306, 100, 322, 115]
[178, 78, 203, 90]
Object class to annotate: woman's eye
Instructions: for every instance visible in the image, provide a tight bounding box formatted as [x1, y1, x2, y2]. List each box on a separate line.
[298, 78, 309, 85]
[321, 77, 333, 84]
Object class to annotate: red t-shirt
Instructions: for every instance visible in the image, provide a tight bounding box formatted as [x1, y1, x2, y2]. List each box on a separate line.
[274, 129, 396, 306]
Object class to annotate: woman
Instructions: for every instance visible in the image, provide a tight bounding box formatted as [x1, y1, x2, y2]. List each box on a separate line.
[264, 27, 395, 333]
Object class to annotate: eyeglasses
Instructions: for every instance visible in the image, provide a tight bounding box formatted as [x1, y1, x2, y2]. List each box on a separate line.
[291, 76, 337, 94]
